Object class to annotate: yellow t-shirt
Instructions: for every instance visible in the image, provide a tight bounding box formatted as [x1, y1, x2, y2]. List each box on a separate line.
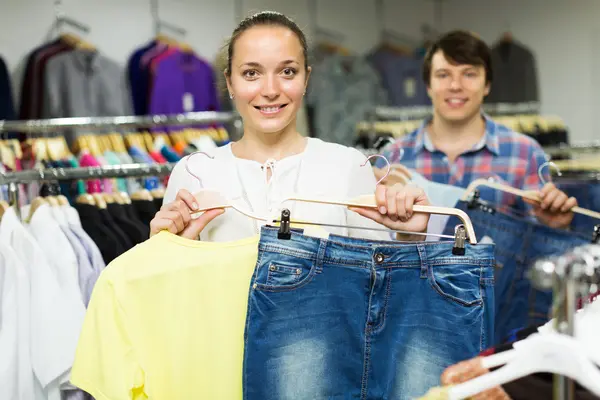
[70, 231, 259, 400]
[416, 386, 452, 399]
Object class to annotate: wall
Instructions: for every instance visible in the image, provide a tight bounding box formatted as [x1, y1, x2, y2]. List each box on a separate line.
[0, 0, 437, 105]
[439, 0, 600, 142]
[2, 0, 595, 143]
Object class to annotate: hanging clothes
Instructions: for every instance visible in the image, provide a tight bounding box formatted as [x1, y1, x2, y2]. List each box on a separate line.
[485, 39, 539, 104]
[42, 50, 131, 145]
[19, 38, 74, 121]
[148, 50, 220, 129]
[306, 54, 387, 145]
[0, 55, 15, 121]
[367, 48, 431, 107]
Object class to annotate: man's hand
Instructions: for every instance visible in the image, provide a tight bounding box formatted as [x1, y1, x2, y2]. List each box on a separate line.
[524, 183, 577, 229]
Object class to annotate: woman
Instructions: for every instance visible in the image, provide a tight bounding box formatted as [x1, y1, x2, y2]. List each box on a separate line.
[150, 11, 429, 241]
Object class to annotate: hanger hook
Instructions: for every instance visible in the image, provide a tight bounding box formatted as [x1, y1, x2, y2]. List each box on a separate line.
[538, 161, 562, 185]
[184, 151, 214, 188]
[361, 154, 390, 186]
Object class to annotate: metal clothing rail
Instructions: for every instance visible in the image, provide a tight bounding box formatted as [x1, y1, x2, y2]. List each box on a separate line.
[0, 111, 241, 134]
[531, 244, 600, 400]
[0, 163, 176, 185]
[1, 162, 177, 219]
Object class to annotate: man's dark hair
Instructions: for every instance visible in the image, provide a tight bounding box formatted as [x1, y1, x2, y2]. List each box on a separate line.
[422, 30, 493, 87]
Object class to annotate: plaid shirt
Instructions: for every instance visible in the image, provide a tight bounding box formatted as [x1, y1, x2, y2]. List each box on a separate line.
[378, 114, 549, 210]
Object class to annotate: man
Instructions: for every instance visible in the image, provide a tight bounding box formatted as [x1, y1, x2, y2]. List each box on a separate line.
[379, 30, 576, 228]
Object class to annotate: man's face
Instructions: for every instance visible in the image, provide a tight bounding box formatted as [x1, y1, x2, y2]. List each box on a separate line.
[427, 50, 490, 123]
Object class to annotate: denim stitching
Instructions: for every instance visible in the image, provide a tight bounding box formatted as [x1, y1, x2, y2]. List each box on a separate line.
[372, 268, 393, 332]
[243, 249, 264, 399]
[427, 264, 484, 308]
[361, 316, 373, 399]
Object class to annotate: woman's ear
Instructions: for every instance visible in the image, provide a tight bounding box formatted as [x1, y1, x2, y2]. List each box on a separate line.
[224, 70, 233, 97]
[304, 66, 312, 94]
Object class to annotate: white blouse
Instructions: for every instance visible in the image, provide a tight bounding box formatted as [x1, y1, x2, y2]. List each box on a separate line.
[164, 138, 391, 242]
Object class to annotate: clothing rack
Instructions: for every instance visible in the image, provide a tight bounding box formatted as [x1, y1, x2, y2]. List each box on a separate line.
[0, 111, 241, 135]
[482, 101, 541, 116]
[531, 244, 600, 400]
[544, 140, 600, 157]
[0, 163, 176, 219]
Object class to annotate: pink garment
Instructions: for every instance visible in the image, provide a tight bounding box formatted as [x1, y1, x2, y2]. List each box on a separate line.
[150, 48, 178, 74]
[140, 42, 169, 67]
[79, 153, 103, 193]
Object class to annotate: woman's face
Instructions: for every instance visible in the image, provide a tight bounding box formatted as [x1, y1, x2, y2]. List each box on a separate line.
[226, 25, 310, 135]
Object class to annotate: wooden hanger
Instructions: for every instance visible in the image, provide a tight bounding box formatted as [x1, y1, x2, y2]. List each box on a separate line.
[76, 193, 96, 206]
[45, 196, 60, 207]
[8, 140, 22, 160]
[131, 189, 154, 201]
[151, 188, 165, 199]
[26, 197, 48, 223]
[185, 152, 478, 243]
[462, 177, 600, 220]
[92, 193, 107, 209]
[119, 191, 132, 205]
[56, 195, 70, 206]
[0, 141, 16, 171]
[112, 192, 125, 205]
[103, 193, 116, 204]
[0, 200, 9, 220]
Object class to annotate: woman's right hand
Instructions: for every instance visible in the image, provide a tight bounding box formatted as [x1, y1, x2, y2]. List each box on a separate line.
[149, 189, 225, 239]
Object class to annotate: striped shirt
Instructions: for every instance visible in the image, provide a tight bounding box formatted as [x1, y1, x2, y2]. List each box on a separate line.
[378, 114, 549, 210]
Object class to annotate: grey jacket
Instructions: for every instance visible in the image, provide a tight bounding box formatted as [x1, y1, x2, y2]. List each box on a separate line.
[485, 40, 539, 104]
[43, 50, 131, 144]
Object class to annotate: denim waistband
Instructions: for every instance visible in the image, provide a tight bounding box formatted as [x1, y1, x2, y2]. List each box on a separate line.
[258, 226, 495, 269]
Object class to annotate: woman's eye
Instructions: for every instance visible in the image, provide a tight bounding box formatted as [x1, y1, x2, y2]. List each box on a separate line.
[243, 70, 258, 78]
[282, 68, 296, 76]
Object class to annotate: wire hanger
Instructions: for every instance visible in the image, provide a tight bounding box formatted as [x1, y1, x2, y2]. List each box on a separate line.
[278, 154, 478, 244]
[184, 151, 269, 222]
[461, 161, 600, 220]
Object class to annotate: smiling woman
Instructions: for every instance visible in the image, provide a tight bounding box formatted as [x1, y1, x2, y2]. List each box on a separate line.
[149, 11, 432, 243]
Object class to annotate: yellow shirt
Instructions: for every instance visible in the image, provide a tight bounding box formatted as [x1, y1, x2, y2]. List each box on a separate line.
[70, 231, 259, 400]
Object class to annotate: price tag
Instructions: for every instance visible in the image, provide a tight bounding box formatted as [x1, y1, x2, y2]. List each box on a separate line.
[183, 93, 194, 112]
[404, 78, 416, 98]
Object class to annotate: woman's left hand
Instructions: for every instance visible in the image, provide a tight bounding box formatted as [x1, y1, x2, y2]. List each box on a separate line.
[350, 184, 430, 238]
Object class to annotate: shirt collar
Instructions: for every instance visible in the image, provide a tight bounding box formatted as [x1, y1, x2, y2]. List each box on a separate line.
[72, 50, 101, 73]
[414, 112, 500, 156]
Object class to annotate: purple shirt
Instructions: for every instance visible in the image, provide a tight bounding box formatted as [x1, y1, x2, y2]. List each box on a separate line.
[149, 50, 220, 132]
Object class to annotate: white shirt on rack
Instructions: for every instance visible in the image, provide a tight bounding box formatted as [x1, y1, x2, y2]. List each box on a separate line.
[0, 207, 86, 400]
[164, 138, 391, 242]
[62, 205, 105, 273]
[0, 241, 29, 400]
[26, 204, 83, 309]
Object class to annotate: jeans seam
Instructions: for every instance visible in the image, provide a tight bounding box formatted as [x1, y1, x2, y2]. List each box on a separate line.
[361, 327, 372, 400]
[372, 268, 393, 332]
[243, 250, 263, 399]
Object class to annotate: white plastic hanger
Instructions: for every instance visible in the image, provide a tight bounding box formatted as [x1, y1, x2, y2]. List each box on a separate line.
[462, 161, 600, 220]
[447, 332, 600, 399]
[184, 151, 269, 222]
